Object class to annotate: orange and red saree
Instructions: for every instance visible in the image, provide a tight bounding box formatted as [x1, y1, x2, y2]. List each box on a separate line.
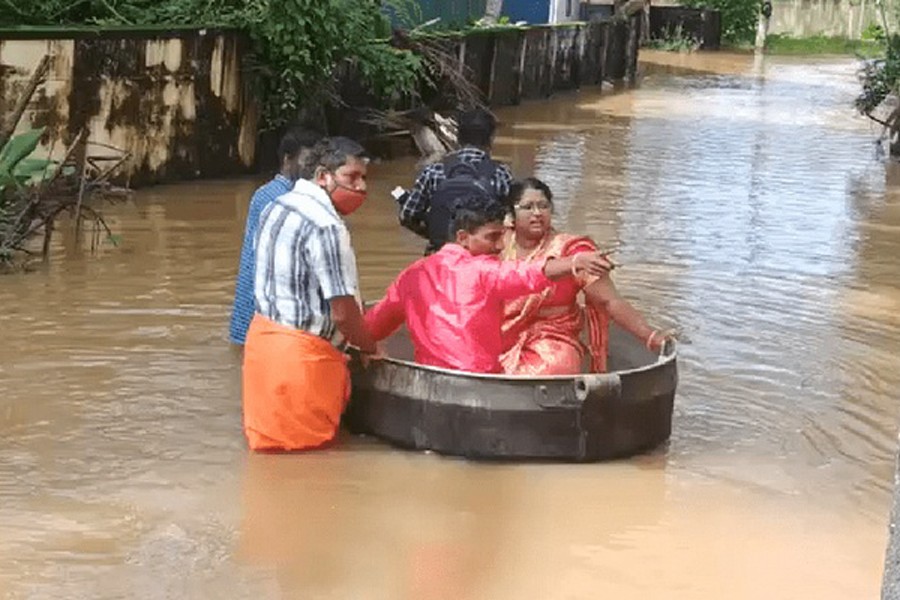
[500, 231, 609, 375]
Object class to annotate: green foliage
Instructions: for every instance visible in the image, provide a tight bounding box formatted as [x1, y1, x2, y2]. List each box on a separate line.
[765, 33, 881, 56]
[0, 0, 262, 27]
[645, 24, 701, 52]
[680, 0, 758, 44]
[856, 34, 900, 116]
[0, 128, 54, 194]
[0, 128, 124, 266]
[249, 0, 425, 127]
[0, 128, 53, 264]
[862, 22, 885, 42]
[383, 0, 425, 29]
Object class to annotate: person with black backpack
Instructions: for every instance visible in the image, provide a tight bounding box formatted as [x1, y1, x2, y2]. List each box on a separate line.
[396, 108, 513, 254]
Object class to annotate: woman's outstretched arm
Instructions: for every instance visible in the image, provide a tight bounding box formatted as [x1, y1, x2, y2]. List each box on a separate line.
[584, 277, 664, 351]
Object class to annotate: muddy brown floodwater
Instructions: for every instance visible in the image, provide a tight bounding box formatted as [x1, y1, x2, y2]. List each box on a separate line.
[2, 50, 899, 599]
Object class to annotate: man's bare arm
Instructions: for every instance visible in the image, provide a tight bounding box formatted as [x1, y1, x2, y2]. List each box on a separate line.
[331, 296, 377, 353]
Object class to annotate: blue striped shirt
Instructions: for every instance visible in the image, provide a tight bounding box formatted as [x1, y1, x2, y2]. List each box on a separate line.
[229, 174, 293, 345]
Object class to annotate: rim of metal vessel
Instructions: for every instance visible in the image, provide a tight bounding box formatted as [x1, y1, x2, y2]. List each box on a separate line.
[361, 342, 677, 382]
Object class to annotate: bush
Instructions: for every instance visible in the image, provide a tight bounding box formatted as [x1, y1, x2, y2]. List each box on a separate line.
[645, 24, 701, 52]
[680, 0, 758, 45]
[856, 34, 900, 116]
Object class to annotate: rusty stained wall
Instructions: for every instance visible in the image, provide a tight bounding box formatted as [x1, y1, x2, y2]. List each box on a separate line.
[0, 30, 257, 187]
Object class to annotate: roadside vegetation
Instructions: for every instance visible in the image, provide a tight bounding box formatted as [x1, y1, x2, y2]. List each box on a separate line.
[855, 15, 900, 155]
[0, 0, 497, 267]
[680, 0, 758, 44]
[764, 30, 882, 57]
[645, 24, 702, 52]
[0, 0, 446, 129]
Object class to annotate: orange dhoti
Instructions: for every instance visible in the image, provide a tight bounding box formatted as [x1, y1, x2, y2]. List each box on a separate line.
[242, 314, 350, 451]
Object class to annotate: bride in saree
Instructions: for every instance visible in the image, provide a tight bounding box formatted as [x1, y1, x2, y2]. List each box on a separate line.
[500, 177, 667, 376]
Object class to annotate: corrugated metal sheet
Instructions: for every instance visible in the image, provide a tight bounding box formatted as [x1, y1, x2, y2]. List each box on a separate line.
[503, 0, 551, 23]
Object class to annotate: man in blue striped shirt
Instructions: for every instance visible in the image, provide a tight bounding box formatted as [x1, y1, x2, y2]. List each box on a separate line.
[229, 128, 322, 345]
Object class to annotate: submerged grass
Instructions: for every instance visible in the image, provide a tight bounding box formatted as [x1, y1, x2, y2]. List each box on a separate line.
[763, 34, 882, 57]
[644, 24, 702, 53]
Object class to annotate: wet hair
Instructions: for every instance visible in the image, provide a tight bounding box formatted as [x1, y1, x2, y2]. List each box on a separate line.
[278, 127, 323, 163]
[303, 136, 370, 179]
[457, 108, 497, 148]
[505, 177, 554, 211]
[449, 192, 508, 237]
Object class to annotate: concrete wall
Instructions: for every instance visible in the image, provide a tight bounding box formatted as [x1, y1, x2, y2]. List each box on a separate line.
[326, 17, 641, 147]
[769, 0, 882, 39]
[0, 28, 257, 187]
[0, 19, 641, 186]
[472, 17, 640, 104]
[585, 0, 883, 40]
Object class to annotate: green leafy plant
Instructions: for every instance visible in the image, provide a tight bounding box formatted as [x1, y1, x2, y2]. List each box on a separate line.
[0, 128, 53, 193]
[247, 0, 426, 128]
[0, 128, 126, 268]
[383, 0, 425, 30]
[0, 128, 54, 264]
[680, 0, 758, 45]
[857, 34, 900, 115]
[645, 24, 701, 52]
[855, 0, 900, 157]
[862, 22, 885, 42]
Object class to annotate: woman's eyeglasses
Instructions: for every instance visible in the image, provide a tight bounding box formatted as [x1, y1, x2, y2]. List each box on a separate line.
[514, 201, 552, 213]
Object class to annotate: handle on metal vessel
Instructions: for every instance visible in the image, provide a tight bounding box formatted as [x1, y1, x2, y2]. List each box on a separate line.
[573, 373, 621, 402]
[658, 337, 676, 363]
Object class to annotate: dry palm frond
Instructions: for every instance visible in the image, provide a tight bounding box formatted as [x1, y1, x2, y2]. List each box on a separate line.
[362, 107, 459, 165]
[390, 29, 487, 111]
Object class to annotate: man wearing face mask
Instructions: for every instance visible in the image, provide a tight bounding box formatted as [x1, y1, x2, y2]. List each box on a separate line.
[242, 136, 378, 452]
[229, 127, 323, 346]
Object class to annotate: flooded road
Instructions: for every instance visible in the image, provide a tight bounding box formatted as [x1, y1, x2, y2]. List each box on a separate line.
[2, 50, 899, 598]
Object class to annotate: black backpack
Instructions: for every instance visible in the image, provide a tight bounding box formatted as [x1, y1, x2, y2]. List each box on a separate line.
[425, 155, 500, 253]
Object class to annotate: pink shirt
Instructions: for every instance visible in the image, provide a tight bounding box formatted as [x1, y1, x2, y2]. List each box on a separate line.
[365, 244, 552, 373]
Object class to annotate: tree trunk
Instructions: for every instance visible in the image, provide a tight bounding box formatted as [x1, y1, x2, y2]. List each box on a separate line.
[484, 0, 503, 24]
[754, 13, 770, 51]
[755, 1, 773, 52]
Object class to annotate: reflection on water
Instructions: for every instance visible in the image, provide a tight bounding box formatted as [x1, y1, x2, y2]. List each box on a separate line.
[1, 50, 898, 598]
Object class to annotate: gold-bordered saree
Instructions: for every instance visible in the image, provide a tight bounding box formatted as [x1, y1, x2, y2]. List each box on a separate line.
[500, 230, 609, 375]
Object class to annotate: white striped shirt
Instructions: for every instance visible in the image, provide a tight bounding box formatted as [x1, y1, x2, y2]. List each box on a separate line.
[253, 179, 360, 346]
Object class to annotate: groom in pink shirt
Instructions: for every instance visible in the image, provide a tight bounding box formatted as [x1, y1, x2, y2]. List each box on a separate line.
[364, 194, 614, 373]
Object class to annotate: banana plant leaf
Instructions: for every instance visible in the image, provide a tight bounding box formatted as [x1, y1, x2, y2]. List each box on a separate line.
[14, 157, 55, 182]
[0, 128, 49, 195]
[0, 128, 45, 172]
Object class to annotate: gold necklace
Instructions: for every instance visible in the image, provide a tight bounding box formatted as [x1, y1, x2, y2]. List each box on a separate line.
[516, 231, 552, 262]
